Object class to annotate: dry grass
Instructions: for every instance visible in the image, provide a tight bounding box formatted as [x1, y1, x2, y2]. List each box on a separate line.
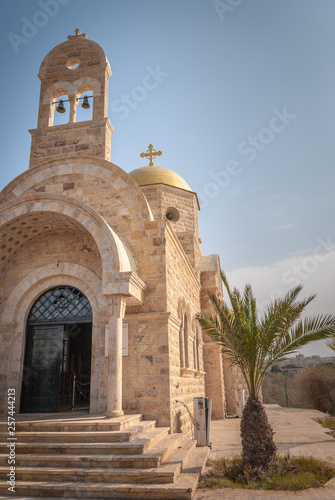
[318, 416, 335, 438]
[199, 454, 335, 490]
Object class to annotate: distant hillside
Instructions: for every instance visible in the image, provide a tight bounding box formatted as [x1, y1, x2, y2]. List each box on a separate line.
[262, 361, 335, 414]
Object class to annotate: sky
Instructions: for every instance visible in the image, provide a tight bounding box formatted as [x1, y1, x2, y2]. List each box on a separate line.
[1, 0, 335, 356]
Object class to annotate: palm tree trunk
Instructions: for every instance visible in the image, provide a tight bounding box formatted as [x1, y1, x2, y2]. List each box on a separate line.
[240, 396, 277, 469]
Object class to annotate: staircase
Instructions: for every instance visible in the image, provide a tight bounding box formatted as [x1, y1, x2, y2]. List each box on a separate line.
[0, 413, 209, 499]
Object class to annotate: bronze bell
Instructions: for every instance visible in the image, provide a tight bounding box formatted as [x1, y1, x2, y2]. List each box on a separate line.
[81, 95, 90, 109]
[56, 99, 66, 113]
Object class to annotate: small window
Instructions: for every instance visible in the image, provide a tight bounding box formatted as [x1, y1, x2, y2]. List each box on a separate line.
[66, 58, 80, 70]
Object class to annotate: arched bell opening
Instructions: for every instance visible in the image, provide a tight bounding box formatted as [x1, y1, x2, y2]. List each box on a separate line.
[20, 286, 93, 413]
[76, 90, 93, 122]
[53, 93, 70, 126]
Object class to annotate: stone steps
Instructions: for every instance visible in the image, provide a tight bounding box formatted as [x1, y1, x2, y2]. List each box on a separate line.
[0, 413, 209, 498]
[0, 432, 186, 469]
[0, 445, 209, 498]
[0, 473, 200, 499]
[0, 437, 198, 485]
[0, 427, 170, 456]
[0, 420, 157, 443]
[0, 413, 143, 433]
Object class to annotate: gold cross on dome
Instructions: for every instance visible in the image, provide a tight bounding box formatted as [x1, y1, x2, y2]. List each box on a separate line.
[140, 144, 162, 166]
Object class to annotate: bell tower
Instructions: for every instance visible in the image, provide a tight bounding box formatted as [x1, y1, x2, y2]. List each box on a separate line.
[29, 29, 114, 169]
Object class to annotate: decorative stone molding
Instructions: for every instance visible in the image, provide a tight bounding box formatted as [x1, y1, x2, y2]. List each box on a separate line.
[180, 367, 205, 377]
[104, 271, 146, 305]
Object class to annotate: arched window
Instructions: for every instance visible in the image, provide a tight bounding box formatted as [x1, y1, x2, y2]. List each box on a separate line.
[183, 313, 189, 368]
[179, 315, 185, 368]
[194, 327, 200, 371]
[28, 286, 92, 324]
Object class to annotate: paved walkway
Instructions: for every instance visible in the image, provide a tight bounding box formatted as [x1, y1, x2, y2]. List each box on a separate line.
[194, 404, 335, 499]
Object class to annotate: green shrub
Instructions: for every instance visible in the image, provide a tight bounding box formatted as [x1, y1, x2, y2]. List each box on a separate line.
[200, 454, 335, 490]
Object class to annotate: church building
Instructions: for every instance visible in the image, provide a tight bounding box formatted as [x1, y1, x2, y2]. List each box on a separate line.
[0, 30, 245, 433]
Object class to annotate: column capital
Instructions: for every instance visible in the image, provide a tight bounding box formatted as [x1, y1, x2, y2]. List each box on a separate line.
[108, 294, 126, 318]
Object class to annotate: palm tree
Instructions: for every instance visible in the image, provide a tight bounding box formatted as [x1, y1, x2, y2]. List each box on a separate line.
[196, 271, 335, 471]
[326, 337, 335, 352]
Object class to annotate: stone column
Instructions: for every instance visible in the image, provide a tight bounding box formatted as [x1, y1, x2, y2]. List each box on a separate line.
[105, 295, 126, 418]
[68, 94, 76, 123]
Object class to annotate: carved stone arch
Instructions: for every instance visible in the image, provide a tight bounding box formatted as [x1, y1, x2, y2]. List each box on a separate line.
[74, 78, 101, 97]
[0, 194, 145, 303]
[178, 297, 187, 319]
[3, 265, 103, 410]
[1, 263, 102, 325]
[0, 157, 154, 228]
[74, 78, 101, 122]
[38, 38, 111, 81]
[41, 81, 75, 126]
[43, 81, 76, 104]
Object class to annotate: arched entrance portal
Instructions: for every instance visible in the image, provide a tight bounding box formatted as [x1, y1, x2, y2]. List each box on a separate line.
[21, 286, 92, 413]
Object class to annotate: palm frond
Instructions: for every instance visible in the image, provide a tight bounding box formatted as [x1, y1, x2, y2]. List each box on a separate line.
[197, 270, 335, 399]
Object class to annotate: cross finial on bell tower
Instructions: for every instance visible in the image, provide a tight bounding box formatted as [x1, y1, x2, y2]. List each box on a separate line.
[67, 29, 87, 40]
[140, 144, 162, 166]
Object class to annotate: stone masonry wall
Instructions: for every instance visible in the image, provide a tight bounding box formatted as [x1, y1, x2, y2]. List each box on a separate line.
[5, 165, 168, 315]
[200, 256, 226, 419]
[165, 226, 205, 435]
[29, 120, 113, 169]
[0, 162, 172, 421]
[122, 312, 171, 427]
[0, 230, 101, 319]
[140, 185, 199, 235]
[139, 185, 202, 269]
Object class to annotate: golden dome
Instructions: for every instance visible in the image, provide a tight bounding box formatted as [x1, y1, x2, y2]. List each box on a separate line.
[129, 165, 192, 192]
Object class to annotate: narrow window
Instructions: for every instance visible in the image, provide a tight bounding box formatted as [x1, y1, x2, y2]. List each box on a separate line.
[179, 315, 185, 368]
[184, 313, 189, 368]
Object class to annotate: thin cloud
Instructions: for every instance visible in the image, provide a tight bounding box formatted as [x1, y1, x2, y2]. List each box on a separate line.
[277, 223, 297, 230]
[226, 247, 335, 356]
[260, 195, 279, 202]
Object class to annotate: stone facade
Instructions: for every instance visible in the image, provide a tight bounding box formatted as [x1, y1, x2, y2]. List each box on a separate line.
[0, 31, 244, 433]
